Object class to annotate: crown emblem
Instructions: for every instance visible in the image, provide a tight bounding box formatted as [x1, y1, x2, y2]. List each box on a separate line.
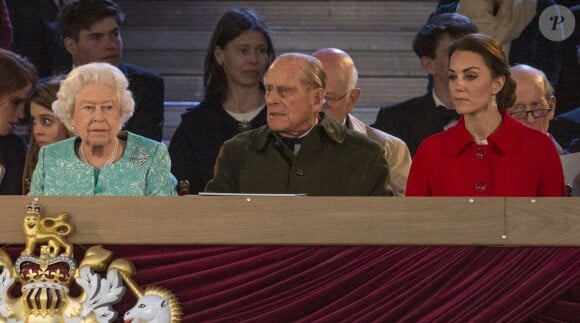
[26, 197, 41, 214]
[0, 198, 182, 322]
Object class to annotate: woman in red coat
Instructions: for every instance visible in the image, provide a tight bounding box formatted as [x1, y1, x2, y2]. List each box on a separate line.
[406, 34, 565, 196]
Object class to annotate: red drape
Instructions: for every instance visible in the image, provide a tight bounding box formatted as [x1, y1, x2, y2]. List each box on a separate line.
[5, 246, 580, 322]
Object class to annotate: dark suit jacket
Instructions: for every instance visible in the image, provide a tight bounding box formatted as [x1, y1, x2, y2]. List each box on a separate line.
[53, 63, 165, 141]
[555, 4, 580, 114]
[1, 0, 11, 49]
[168, 97, 267, 194]
[0, 134, 26, 195]
[118, 63, 165, 142]
[550, 107, 580, 153]
[372, 92, 450, 157]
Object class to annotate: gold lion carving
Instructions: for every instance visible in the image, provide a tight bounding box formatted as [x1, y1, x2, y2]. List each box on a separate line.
[22, 211, 73, 257]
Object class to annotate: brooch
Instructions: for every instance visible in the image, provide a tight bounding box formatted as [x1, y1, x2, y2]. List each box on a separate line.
[131, 150, 150, 166]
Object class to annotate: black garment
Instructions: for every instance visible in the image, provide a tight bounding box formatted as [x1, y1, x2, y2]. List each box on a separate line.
[6, 0, 71, 78]
[550, 107, 580, 153]
[509, 0, 562, 88]
[280, 136, 304, 153]
[117, 63, 165, 142]
[433, 0, 562, 88]
[372, 92, 452, 157]
[0, 134, 26, 195]
[168, 97, 267, 194]
[555, 5, 580, 115]
[436, 105, 459, 125]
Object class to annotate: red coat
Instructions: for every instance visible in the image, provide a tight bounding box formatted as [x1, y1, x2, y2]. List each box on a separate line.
[406, 112, 565, 197]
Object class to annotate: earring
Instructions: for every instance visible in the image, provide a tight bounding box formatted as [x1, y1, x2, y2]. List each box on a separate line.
[491, 94, 498, 110]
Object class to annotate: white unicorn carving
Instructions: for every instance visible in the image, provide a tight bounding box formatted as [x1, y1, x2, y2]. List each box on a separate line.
[109, 259, 182, 323]
[124, 293, 172, 323]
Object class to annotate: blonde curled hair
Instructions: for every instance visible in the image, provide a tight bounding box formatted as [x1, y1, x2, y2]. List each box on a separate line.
[53, 62, 135, 134]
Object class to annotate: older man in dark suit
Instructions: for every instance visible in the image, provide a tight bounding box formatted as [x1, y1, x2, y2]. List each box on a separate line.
[59, 0, 164, 141]
[372, 13, 477, 156]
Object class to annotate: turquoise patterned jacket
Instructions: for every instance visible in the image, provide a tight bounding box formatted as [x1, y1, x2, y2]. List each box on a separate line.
[29, 132, 177, 196]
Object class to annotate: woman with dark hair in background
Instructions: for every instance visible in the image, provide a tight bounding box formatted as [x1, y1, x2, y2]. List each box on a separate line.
[406, 33, 564, 196]
[22, 79, 72, 194]
[0, 48, 36, 194]
[169, 8, 275, 194]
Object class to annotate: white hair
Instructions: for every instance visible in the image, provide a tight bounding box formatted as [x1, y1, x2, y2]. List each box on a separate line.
[53, 62, 135, 133]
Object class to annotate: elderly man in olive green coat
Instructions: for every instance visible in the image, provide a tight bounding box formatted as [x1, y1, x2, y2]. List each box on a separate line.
[205, 53, 390, 196]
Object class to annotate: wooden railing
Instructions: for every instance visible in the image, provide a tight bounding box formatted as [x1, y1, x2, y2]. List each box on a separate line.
[2, 196, 578, 246]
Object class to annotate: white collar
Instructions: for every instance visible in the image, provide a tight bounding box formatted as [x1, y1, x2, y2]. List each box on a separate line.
[432, 91, 452, 110]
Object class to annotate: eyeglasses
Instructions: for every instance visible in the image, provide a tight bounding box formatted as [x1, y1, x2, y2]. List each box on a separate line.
[323, 90, 351, 105]
[509, 102, 552, 119]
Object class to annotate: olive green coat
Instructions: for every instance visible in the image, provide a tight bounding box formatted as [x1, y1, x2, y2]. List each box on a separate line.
[205, 114, 390, 196]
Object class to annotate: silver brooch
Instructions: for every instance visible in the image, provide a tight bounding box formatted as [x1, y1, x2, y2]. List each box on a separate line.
[131, 150, 150, 166]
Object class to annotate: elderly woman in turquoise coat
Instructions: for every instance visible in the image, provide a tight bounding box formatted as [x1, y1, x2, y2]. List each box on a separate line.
[29, 63, 177, 196]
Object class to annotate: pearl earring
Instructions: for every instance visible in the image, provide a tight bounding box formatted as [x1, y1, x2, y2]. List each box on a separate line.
[491, 94, 498, 110]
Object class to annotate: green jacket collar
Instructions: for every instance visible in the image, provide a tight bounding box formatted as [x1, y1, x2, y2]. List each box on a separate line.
[250, 113, 347, 151]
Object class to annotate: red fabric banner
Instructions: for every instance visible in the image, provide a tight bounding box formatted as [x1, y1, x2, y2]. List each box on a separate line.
[5, 246, 580, 321]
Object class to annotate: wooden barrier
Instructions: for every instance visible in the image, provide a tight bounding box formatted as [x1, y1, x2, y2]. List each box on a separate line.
[1, 196, 578, 246]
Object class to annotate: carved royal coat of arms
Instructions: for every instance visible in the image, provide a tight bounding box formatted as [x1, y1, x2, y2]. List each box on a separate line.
[0, 198, 182, 323]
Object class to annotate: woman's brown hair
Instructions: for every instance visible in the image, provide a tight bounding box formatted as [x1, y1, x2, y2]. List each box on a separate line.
[448, 33, 517, 111]
[0, 49, 37, 98]
[22, 79, 71, 194]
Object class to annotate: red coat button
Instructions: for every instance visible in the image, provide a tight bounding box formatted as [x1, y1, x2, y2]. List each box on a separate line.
[475, 148, 486, 159]
[474, 182, 487, 192]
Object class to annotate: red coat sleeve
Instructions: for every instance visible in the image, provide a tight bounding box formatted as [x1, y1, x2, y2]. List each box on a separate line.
[405, 139, 435, 196]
